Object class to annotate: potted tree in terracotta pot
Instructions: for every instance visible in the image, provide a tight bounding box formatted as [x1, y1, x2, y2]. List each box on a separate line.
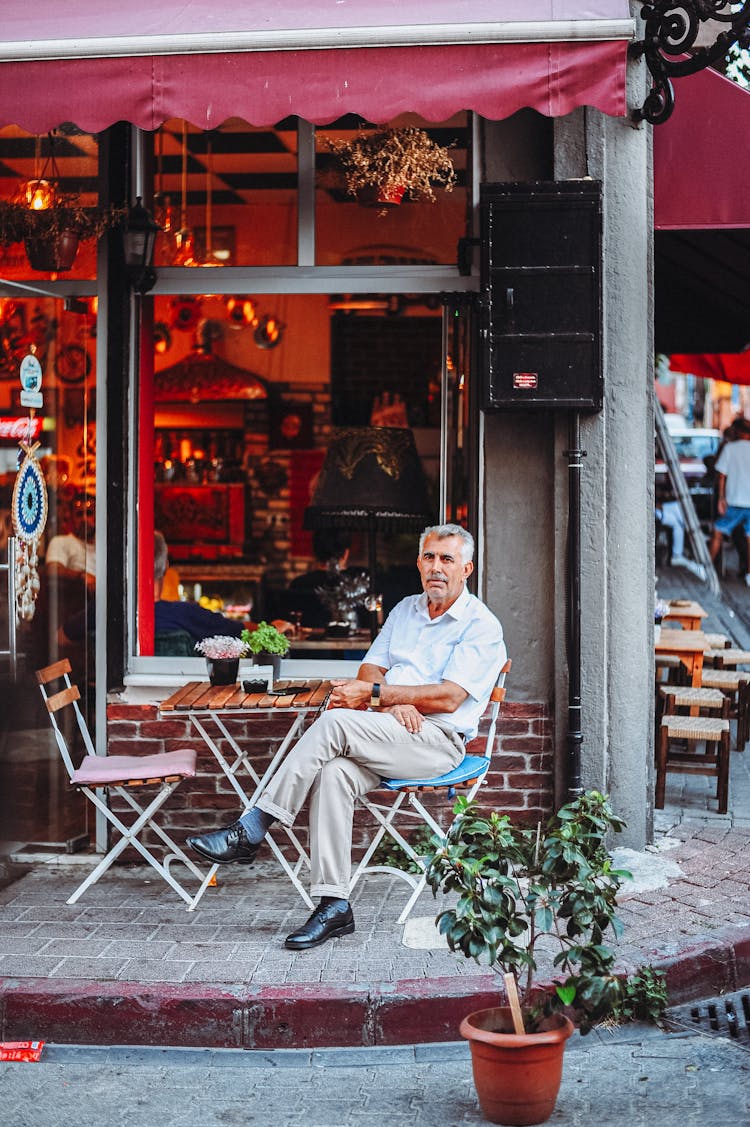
[324, 127, 456, 211]
[241, 621, 290, 684]
[425, 790, 631, 1126]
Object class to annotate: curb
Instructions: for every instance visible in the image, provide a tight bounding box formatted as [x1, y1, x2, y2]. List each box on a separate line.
[4, 925, 750, 1049]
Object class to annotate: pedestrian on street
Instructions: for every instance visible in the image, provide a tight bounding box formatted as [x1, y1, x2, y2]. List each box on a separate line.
[708, 415, 750, 585]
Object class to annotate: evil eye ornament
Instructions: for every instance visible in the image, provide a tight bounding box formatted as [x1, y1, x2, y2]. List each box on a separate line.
[12, 454, 47, 542]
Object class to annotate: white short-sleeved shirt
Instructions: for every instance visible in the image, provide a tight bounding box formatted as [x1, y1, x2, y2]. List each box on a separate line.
[715, 440, 750, 508]
[45, 533, 96, 576]
[363, 587, 506, 740]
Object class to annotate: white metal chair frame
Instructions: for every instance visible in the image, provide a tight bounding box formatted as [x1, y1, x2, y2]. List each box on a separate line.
[36, 658, 213, 911]
[349, 658, 511, 923]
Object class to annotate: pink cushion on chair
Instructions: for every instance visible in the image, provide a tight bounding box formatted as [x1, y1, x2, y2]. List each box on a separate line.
[71, 748, 197, 786]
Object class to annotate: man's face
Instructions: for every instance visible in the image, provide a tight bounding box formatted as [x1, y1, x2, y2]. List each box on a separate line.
[417, 533, 473, 608]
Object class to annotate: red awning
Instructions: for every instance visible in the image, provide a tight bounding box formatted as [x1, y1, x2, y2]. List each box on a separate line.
[0, 2, 633, 131]
[670, 354, 750, 387]
[654, 66, 750, 231]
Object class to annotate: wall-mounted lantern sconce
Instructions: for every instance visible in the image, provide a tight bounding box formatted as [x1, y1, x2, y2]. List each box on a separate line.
[123, 197, 161, 293]
[632, 1, 750, 125]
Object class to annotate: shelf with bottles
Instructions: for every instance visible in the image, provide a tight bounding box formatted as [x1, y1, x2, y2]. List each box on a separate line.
[154, 427, 246, 484]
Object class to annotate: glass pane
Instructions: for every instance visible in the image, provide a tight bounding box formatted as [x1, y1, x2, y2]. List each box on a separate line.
[152, 118, 298, 268]
[315, 113, 469, 267]
[0, 125, 102, 281]
[0, 296, 96, 852]
[142, 292, 445, 660]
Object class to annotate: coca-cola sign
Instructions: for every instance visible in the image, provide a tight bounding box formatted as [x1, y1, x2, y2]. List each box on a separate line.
[0, 416, 44, 441]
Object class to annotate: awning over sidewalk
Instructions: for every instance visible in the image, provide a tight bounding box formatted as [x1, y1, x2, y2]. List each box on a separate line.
[669, 353, 750, 387]
[0, 2, 633, 131]
[654, 66, 750, 231]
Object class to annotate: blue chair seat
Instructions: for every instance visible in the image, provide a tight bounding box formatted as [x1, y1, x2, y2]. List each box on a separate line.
[380, 754, 490, 791]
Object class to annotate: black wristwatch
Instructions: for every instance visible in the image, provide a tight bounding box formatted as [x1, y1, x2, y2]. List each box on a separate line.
[370, 682, 381, 708]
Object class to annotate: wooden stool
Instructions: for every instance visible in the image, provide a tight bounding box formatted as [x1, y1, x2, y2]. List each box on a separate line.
[703, 633, 730, 650]
[657, 715, 730, 813]
[659, 686, 728, 717]
[707, 648, 750, 668]
[655, 654, 688, 686]
[700, 668, 750, 749]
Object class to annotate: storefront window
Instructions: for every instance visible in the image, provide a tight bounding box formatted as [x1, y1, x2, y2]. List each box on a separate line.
[0, 125, 102, 282]
[142, 292, 446, 659]
[0, 296, 96, 848]
[315, 113, 469, 267]
[152, 118, 298, 268]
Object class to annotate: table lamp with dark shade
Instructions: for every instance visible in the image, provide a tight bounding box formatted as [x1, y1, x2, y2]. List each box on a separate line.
[304, 427, 434, 619]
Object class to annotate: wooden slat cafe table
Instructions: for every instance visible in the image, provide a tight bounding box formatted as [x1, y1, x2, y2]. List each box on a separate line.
[662, 599, 708, 632]
[159, 679, 332, 910]
[654, 630, 708, 688]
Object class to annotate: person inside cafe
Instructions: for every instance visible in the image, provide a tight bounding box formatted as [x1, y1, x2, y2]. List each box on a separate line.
[154, 531, 244, 648]
[187, 523, 506, 951]
[282, 528, 368, 630]
[45, 488, 96, 591]
[708, 416, 750, 586]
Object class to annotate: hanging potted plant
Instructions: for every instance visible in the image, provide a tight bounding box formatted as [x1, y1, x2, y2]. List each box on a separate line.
[241, 621, 290, 683]
[0, 198, 126, 271]
[425, 791, 633, 1126]
[194, 634, 249, 686]
[324, 127, 456, 211]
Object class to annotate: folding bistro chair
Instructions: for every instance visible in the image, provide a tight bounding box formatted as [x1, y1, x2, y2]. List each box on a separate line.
[349, 658, 511, 923]
[36, 658, 213, 910]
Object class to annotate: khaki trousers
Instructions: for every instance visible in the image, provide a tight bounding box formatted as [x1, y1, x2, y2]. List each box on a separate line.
[257, 708, 465, 899]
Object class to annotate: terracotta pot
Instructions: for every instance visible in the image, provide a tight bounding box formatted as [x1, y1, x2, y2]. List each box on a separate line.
[205, 657, 239, 686]
[459, 1007, 574, 1126]
[24, 230, 80, 271]
[356, 184, 405, 208]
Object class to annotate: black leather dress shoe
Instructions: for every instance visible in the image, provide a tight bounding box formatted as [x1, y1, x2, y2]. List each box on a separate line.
[285, 898, 355, 950]
[186, 820, 259, 865]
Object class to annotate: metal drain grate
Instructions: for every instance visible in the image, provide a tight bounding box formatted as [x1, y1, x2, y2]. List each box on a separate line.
[667, 991, 750, 1041]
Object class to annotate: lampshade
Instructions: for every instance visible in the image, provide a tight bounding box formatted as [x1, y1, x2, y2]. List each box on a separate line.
[304, 426, 433, 535]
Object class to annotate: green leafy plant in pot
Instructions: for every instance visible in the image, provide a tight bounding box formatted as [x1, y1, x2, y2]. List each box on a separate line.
[425, 790, 631, 1126]
[241, 621, 290, 683]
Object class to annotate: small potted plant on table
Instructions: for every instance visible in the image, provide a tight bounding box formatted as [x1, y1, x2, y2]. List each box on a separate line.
[194, 635, 248, 686]
[425, 790, 632, 1126]
[241, 621, 290, 683]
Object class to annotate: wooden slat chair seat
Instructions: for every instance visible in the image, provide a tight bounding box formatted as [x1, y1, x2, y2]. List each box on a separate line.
[656, 714, 730, 814]
[700, 668, 750, 749]
[35, 658, 212, 910]
[349, 658, 511, 924]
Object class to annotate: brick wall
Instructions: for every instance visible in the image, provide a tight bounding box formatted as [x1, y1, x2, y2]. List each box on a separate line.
[105, 698, 554, 860]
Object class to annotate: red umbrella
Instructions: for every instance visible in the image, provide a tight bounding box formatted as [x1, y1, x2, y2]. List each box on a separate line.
[669, 353, 750, 386]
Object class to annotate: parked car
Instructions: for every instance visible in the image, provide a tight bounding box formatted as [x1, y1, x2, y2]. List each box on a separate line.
[655, 424, 721, 524]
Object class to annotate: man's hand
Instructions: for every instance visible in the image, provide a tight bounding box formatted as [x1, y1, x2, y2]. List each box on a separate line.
[383, 703, 424, 733]
[328, 679, 371, 710]
[717, 496, 727, 516]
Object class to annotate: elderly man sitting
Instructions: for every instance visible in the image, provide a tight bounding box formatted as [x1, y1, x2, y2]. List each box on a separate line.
[187, 523, 506, 950]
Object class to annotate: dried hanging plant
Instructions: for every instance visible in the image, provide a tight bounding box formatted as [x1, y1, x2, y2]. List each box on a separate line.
[0, 198, 127, 247]
[325, 127, 456, 203]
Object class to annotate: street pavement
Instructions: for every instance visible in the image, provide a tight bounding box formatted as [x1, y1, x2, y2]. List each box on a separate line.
[0, 562, 750, 1054]
[1, 1023, 749, 1127]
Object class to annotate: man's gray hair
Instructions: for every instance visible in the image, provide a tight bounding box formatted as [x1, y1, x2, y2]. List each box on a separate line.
[154, 530, 169, 581]
[419, 524, 474, 563]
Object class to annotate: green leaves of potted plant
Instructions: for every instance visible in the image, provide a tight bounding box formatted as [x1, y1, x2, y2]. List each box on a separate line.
[241, 621, 290, 683]
[425, 791, 631, 1125]
[324, 127, 456, 210]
